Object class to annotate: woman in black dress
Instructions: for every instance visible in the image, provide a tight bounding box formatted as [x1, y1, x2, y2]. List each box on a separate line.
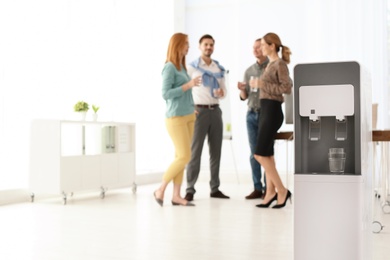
[253, 33, 293, 208]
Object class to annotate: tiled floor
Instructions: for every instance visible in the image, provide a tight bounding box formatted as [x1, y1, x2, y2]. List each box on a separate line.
[0, 178, 389, 260]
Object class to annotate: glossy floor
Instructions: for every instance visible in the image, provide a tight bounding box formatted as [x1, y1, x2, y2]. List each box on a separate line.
[0, 179, 389, 260]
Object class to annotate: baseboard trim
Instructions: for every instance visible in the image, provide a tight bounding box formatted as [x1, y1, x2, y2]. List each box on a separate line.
[0, 189, 31, 206]
[0, 172, 165, 206]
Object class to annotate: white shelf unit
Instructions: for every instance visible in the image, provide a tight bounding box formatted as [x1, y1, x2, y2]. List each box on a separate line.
[29, 119, 136, 204]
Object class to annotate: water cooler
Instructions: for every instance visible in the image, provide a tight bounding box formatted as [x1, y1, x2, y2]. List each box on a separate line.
[293, 61, 372, 260]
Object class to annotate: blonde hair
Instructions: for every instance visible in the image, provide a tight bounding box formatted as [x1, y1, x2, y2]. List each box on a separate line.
[166, 33, 188, 71]
[263, 32, 292, 64]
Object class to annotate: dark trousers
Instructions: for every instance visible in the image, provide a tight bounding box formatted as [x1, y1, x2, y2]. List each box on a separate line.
[186, 106, 223, 194]
[246, 110, 265, 191]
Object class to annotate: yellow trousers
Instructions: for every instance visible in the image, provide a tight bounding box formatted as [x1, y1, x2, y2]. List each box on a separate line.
[164, 113, 196, 184]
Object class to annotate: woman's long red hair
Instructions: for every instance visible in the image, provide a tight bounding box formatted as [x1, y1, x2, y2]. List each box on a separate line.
[166, 33, 188, 71]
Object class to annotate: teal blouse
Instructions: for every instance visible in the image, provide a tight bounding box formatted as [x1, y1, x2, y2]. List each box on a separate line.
[162, 62, 194, 118]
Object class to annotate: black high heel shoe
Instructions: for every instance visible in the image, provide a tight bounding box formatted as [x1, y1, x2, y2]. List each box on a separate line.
[256, 194, 277, 208]
[272, 190, 292, 209]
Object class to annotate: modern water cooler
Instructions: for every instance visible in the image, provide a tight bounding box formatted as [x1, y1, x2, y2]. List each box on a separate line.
[293, 62, 372, 260]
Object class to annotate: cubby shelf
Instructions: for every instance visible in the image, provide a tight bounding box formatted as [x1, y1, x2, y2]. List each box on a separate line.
[29, 120, 136, 204]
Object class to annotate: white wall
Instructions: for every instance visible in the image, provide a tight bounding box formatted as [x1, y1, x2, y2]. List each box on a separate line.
[185, 0, 388, 173]
[0, 0, 178, 189]
[0, 0, 387, 193]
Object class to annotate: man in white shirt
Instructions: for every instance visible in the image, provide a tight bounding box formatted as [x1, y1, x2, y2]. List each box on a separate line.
[185, 34, 229, 201]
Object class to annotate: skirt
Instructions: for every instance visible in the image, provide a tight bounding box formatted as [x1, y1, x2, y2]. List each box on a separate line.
[255, 99, 284, 156]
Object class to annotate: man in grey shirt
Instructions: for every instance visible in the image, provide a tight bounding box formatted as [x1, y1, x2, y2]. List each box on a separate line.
[237, 38, 268, 199]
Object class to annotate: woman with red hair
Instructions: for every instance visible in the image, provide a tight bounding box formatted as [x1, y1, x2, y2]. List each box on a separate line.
[154, 33, 202, 207]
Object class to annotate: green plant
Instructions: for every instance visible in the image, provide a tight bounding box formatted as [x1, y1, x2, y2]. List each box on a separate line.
[74, 101, 89, 112]
[92, 105, 100, 113]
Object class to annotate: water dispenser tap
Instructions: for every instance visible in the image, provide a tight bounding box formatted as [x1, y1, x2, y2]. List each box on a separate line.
[309, 118, 321, 141]
[299, 84, 354, 142]
[335, 117, 348, 141]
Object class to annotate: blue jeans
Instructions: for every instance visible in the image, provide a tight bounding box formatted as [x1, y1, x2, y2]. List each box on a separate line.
[246, 110, 265, 191]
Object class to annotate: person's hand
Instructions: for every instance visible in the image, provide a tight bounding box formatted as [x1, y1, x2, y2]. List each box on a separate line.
[191, 76, 202, 88]
[237, 82, 246, 91]
[183, 76, 202, 91]
[213, 88, 224, 98]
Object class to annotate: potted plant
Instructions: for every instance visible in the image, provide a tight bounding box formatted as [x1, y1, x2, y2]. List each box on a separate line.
[92, 105, 100, 121]
[74, 101, 89, 120]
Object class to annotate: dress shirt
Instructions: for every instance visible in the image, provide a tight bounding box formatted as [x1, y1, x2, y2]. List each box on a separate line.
[187, 58, 227, 105]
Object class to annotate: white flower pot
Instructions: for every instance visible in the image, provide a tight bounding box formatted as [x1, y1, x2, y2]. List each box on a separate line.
[78, 111, 86, 121]
[92, 113, 98, 122]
